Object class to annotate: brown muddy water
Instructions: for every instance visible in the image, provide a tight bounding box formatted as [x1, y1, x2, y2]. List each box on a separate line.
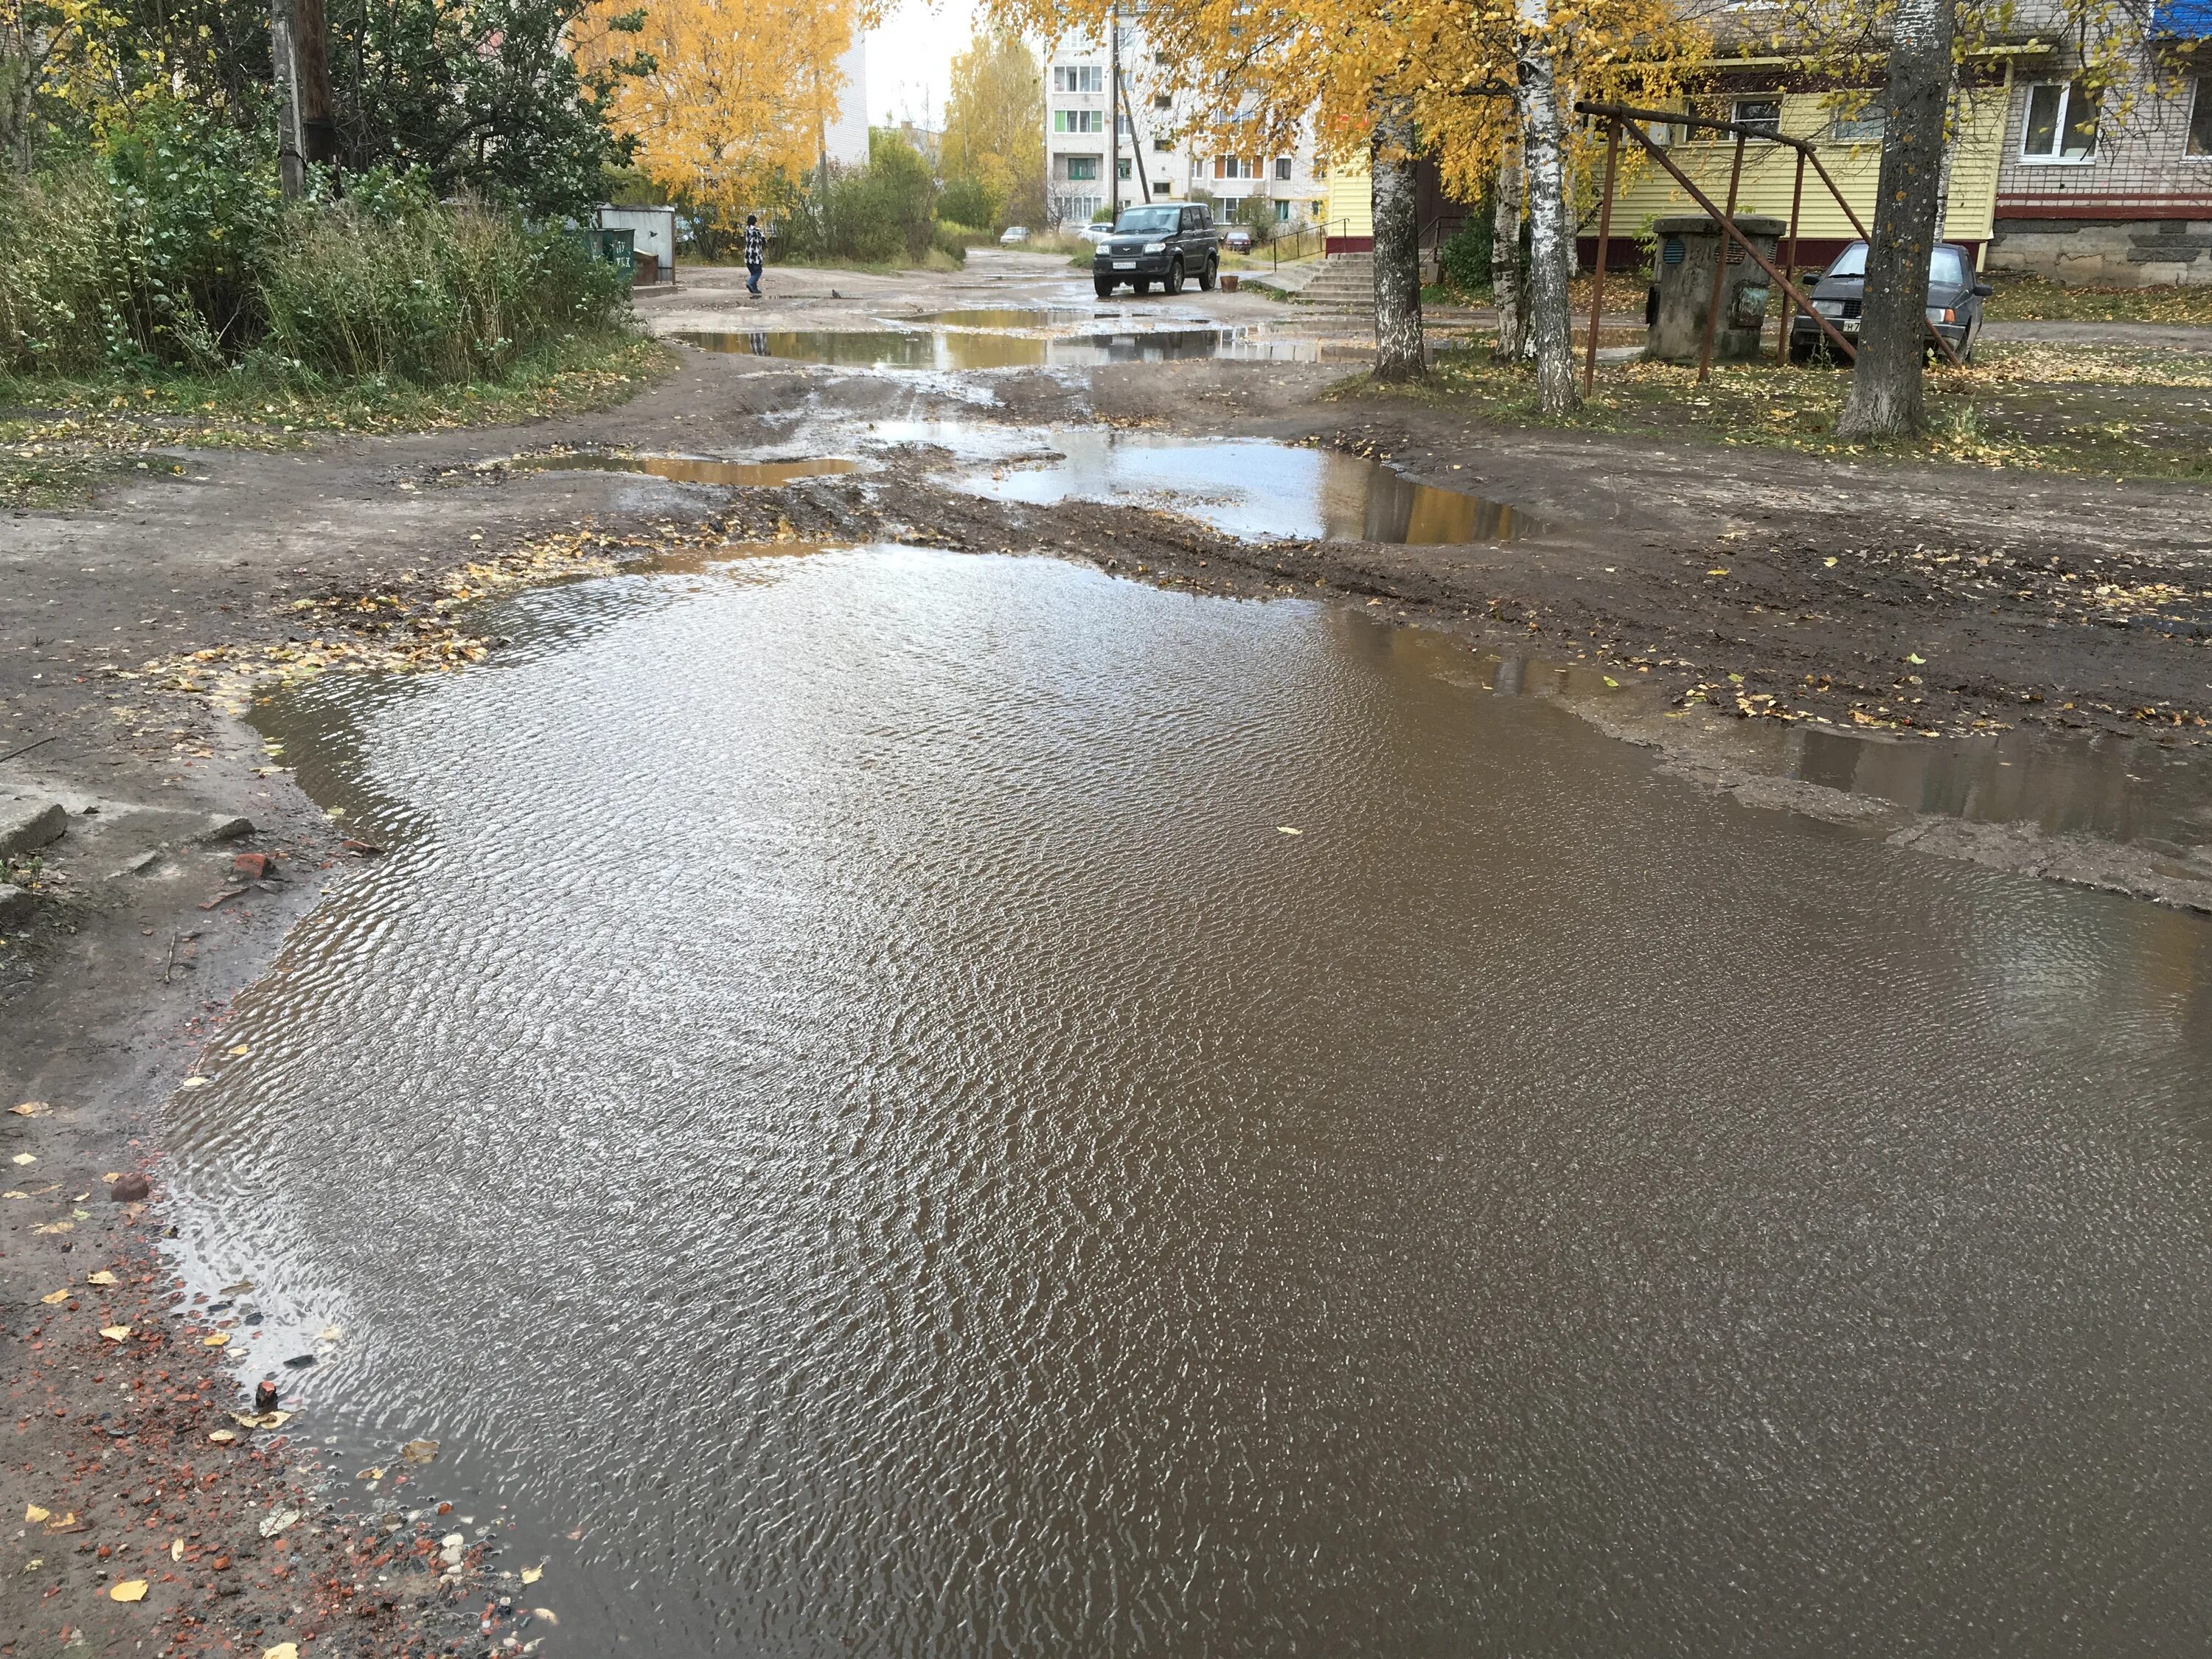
[512, 453, 861, 487]
[167, 548, 2212, 1656]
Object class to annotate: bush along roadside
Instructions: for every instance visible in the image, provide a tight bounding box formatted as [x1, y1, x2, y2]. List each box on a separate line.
[0, 100, 657, 503]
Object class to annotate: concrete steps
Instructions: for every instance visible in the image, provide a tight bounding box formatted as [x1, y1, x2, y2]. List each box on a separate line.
[1296, 252, 1376, 312]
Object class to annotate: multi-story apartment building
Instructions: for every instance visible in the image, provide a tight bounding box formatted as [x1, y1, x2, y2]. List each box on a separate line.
[1042, 27, 1327, 231]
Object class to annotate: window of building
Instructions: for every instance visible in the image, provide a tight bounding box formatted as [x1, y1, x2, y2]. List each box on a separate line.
[1053, 66, 1102, 94]
[1054, 109, 1105, 134]
[1152, 136, 1172, 152]
[1731, 97, 1781, 136]
[1312, 198, 1326, 218]
[1152, 94, 1172, 110]
[1273, 156, 1293, 181]
[2188, 76, 2212, 158]
[1152, 181, 1171, 195]
[1275, 199, 1292, 222]
[1828, 99, 1883, 142]
[1116, 111, 1131, 136]
[2022, 80, 2099, 161]
[1117, 158, 1132, 180]
[1065, 155, 1099, 181]
[1191, 156, 1205, 178]
[1217, 156, 1256, 178]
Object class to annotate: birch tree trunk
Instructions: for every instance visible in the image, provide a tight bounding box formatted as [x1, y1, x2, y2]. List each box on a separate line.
[1371, 96, 1426, 383]
[1835, 0, 1958, 439]
[1491, 139, 1526, 364]
[1516, 6, 1577, 414]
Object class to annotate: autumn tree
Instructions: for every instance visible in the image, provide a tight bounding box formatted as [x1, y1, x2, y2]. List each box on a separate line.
[982, 0, 1695, 403]
[940, 25, 1043, 229]
[580, 0, 858, 245]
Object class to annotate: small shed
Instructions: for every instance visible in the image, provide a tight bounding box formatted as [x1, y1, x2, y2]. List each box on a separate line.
[595, 206, 678, 285]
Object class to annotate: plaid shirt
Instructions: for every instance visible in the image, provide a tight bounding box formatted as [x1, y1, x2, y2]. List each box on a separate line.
[742, 223, 765, 263]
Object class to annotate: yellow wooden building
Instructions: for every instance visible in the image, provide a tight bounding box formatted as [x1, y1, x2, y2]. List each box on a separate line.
[1319, 83, 2017, 272]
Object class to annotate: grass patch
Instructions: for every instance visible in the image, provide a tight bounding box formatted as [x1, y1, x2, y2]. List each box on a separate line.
[1368, 335, 2212, 481]
[1983, 274, 2212, 327]
[0, 329, 669, 509]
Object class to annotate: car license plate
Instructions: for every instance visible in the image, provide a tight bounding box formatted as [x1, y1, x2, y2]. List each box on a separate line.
[1112, 260, 1136, 269]
[1840, 321, 1858, 335]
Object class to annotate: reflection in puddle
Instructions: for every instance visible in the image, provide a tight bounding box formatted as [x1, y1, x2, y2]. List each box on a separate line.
[675, 326, 1329, 369]
[513, 453, 860, 487]
[911, 306, 1129, 328]
[1790, 722, 2211, 849]
[950, 433, 1545, 545]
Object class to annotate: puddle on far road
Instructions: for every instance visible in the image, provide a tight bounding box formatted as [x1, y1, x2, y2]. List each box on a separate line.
[675, 325, 1335, 369]
[170, 546, 2212, 1658]
[950, 431, 1548, 544]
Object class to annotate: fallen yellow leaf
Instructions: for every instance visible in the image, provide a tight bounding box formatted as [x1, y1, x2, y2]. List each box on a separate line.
[10, 1152, 35, 1165]
[1705, 567, 1730, 576]
[40, 1288, 68, 1305]
[203, 1332, 230, 1348]
[24, 1504, 48, 1523]
[109, 1579, 148, 1601]
[9, 1102, 49, 1116]
[100, 1326, 132, 1342]
[86, 1270, 117, 1286]
[209, 1428, 237, 1444]
[263, 1644, 300, 1659]
[521, 1563, 543, 1585]
[531, 1609, 559, 1626]
[170, 1539, 184, 1562]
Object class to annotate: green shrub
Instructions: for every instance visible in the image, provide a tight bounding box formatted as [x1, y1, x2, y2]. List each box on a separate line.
[937, 175, 1000, 232]
[1439, 217, 1494, 295]
[0, 129, 625, 386]
[0, 100, 281, 374]
[257, 189, 623, 382]
[932, 220, 993, 266]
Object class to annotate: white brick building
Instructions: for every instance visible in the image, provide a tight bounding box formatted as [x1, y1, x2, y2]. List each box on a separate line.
[1042, 26, 1326, 231]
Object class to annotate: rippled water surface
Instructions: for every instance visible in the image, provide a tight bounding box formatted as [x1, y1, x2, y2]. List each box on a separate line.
[172, 549, 2212, 1656]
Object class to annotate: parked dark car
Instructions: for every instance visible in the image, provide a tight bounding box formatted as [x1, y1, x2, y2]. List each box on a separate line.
[1094, 202, 1220, 297]
[1221, 224, 1255, 252]
[1788, 240, 1992, 364]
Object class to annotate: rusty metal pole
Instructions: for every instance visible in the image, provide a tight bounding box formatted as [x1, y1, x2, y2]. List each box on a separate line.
[1582, 118, 1621, 398]
[1697, 131, 1747, 384]
[1776, 147, 1806, 364]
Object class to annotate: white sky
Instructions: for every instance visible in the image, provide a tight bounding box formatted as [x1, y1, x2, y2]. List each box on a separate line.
[865, 0, 981, 129]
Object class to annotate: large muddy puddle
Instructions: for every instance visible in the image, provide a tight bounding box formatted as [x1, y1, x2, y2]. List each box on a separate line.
[170, 549, 2212, 1655]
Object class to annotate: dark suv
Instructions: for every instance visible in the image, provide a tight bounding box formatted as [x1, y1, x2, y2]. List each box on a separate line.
[1788, 240, 1993, 364]
[1094, 203, 1220, 298]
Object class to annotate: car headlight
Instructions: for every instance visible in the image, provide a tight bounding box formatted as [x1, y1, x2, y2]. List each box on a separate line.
[1813, 299, 1844, 317]
[1143, 241, 1166, 253]
[1928, 306, 1955, 323]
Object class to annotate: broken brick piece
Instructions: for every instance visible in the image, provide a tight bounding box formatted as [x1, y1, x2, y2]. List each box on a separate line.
[230, 852, 276, 880]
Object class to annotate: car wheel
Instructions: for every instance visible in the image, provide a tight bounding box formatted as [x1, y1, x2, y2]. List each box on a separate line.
[1197, 257, 1217, 292]
[1165, 259, 1184, 296]
[1787, 333, 1814, 366]
[1094, 276, 1115, 300]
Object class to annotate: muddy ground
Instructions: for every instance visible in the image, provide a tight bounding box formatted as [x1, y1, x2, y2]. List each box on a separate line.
[4, 247, 2211, 1654]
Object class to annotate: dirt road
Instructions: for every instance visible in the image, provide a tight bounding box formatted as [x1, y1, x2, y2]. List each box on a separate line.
[4, 245, 2211, 1652]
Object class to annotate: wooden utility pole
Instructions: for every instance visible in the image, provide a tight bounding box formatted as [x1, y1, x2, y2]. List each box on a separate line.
[270, 0, 335, 198]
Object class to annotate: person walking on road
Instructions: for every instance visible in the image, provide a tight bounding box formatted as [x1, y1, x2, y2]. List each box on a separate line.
[743, 214, 765, 298]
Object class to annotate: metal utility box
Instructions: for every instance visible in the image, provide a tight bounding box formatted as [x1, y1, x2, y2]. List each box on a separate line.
[578, 227, 636, 283]
[1646, 213, 1785, 363]
[596, 206, 678, 285]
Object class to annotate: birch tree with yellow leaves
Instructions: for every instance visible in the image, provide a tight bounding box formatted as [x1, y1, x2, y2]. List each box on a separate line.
[578, 0, 862, 248]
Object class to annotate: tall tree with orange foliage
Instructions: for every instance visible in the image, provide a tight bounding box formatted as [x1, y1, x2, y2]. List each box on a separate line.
[578, 0, 860, 249]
